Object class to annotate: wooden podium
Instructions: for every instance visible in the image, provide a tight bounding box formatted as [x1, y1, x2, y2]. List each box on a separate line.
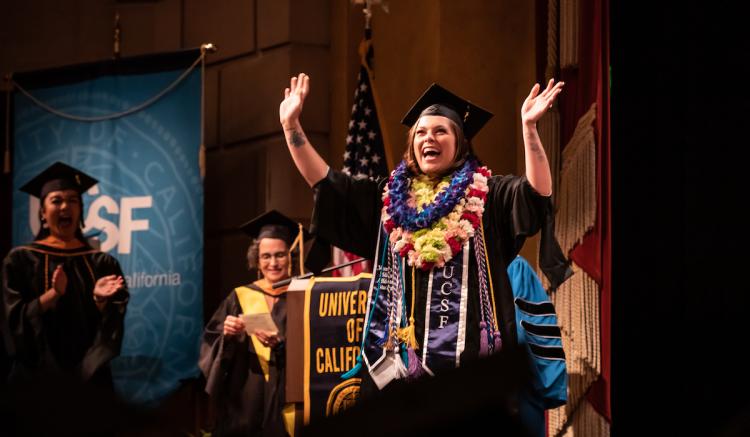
[282, 274, 371, 432]
[285, 277, 311, 433]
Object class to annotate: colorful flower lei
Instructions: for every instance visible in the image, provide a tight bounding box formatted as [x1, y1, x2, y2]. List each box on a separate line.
[382, 159, 492, 270]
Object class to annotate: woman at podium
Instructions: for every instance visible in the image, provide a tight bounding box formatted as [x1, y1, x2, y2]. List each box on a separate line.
[278, 73, 571, 397]
[199, 210, 309, 437]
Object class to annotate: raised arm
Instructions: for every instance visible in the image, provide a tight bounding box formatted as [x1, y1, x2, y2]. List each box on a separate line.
[279, 73, 329, 187]
[520, 78, 564, 197]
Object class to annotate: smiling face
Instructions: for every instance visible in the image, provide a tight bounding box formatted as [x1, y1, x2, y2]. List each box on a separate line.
[41, 189, 82, 241]
[412, 115, 458, 177]
[258, 238, 290, 283]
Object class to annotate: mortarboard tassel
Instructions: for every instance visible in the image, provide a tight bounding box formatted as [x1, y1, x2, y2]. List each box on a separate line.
[397, 316, 425, 379]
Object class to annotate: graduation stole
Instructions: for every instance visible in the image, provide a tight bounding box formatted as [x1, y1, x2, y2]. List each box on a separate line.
[235, 282, 296, 436]
[234, 285, 273, 381]
[346, 161, 505, 387]
[360, 229, 472, 387]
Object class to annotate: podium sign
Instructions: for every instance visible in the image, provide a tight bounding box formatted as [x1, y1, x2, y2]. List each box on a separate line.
[285, 274, 372, 425]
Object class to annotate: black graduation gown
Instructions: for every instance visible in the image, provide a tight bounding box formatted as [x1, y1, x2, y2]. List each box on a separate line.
[1, 242, 129, 387]
[311, 169, 570, 395]
[199, 284, 289, 437]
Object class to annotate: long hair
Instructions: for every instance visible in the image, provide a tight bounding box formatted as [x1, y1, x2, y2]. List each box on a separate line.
[402, 115, 474, 176]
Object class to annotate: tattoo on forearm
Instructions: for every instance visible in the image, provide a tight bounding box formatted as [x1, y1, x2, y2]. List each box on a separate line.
[289, 130, 306, 148]
[529, 141, 546, 162]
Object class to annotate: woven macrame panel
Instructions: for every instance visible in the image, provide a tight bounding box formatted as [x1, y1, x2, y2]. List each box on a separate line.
[560, 0, 579, 68]
[549, 397, 611, 437]
[547, 264, 602, 437]
[547, 0, 560, 78]
[556, 102, 597, 256]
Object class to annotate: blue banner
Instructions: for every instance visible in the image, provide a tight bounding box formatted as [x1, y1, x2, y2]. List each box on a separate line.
[12, 55, 203, 405]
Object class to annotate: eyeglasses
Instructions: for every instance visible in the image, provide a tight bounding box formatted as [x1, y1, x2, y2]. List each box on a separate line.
[259, 252, 288, 262]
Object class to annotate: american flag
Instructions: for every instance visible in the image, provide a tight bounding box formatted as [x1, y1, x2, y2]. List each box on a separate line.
[333, 43, 388, 276]
[342, 67, 388, 179]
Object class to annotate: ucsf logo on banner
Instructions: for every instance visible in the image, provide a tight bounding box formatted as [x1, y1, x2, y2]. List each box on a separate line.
[12, 65, 203, 405]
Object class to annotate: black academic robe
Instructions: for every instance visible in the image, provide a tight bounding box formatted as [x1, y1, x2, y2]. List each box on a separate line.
[1, 242, 129, 387]
[199, 284, 289, 437]
[311, 168, 570, 396]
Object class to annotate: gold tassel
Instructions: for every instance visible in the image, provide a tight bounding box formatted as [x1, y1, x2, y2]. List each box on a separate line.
[397, 317, 419, 350]
[397, 266, 420, 350]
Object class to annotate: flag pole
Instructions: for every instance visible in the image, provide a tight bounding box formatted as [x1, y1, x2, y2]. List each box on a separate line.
[3, 74, 11, 174]
[359, 2, 395, 172]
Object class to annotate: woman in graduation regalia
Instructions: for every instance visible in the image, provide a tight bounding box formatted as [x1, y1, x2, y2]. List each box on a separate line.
[278, 74, 572, 397]
[1, 162, 129, 389]
[199, 210, 308, 437]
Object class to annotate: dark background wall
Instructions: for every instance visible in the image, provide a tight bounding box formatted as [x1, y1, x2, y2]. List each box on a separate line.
[612, 2, 750, 436]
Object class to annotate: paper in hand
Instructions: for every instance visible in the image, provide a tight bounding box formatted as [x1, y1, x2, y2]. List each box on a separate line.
[241, 313, 279, 336]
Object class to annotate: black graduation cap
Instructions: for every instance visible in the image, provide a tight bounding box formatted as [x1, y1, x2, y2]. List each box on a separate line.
[19, 161, 98, 199]
[241, 210, 318, 281]
[401, 83, 493, 140]
[239, 209, 311, 246]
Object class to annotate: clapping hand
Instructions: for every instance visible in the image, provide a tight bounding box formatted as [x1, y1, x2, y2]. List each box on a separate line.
[93, 275, 124, 302]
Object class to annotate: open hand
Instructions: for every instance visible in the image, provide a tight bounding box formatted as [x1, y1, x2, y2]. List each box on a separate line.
[93, 275, 124, 301]
[279, 73, 310, 129]
[521, 78, 564, 125]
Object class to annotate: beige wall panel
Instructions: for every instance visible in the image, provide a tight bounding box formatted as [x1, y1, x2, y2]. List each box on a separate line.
[258, 0, 330, 49]
[437, 1, 520, 177]
[204, 66, 220, 149]
[0, 0, 113, 74]
[257, 0, 290, 48]
[152, 0, 183, 53]
[220, 48, 290, 144]
[220, 45, 329, 145]
[290, 0, 331, 46]
[217, 233, 258, 296]
[115, 0, 182, 57]
[208, 241, 248, 299]
[262, 133, 327, 224]
[204, 143, 264, 234]
[290, 45, 331, 138]
[203, 236, 223, 314]
[184, 0, 255, 63]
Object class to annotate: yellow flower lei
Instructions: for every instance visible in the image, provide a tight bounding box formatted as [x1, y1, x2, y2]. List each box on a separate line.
[387, 173, 487, 269]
